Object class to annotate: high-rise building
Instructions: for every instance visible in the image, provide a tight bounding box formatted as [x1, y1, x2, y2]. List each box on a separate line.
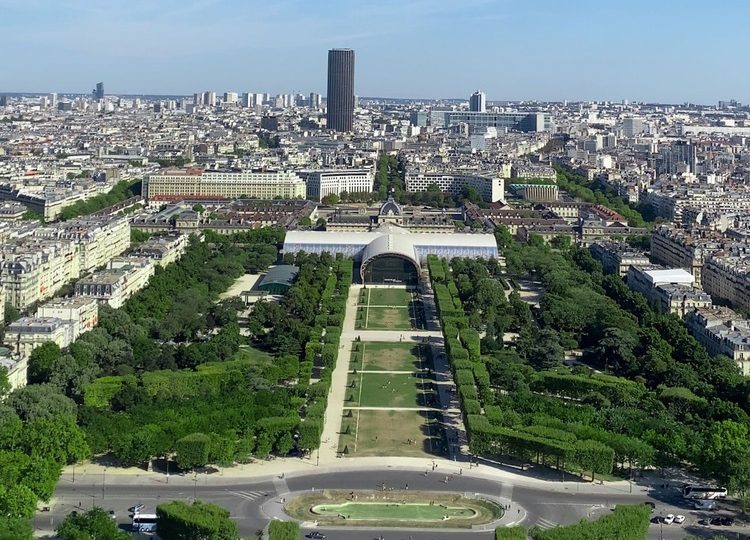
[48, 93, 58, 108]
[203, 91, 216, 107]
[622, 117, 644, 138]
[469, 90, 486, 112]
[193, 92, 204, 106]
[326, 48, 355, 132]
[93, 82, 104, 100]
[242, 93, 253, 107]
[309, 92, 322, 109]
[223, 92, 238, 104]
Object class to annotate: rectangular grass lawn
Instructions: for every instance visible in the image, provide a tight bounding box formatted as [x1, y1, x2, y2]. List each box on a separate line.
[351, 341, 425, 372]
[339, 409, 444, 457]
[364, 306, 412, 329]
[366, 288, 414, 307]
[358, 372, 436, 408]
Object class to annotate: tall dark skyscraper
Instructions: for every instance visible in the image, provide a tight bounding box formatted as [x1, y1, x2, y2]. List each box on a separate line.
[326, 49, 355, 132]
[93, 82, 104, 100]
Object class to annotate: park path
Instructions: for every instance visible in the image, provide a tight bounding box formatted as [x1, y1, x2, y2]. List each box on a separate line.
[318, 284, 361, 465]
[419, 270, 468, 459]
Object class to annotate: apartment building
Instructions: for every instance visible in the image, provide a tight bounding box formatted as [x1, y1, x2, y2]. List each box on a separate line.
[702, 254, 750, 313]
[143, 168, 307, 202]
[75, 258, 154, 308]
[626, 265, 712, 317]
[650, 226, 722, 288]
[297, 168, 374, 202]
[685, 307, 750, 375]
[0, 239, 80, 310]
[130, 234, 189, 267]
[5, 316, 75, 358]
[405, 171, 505, 203]
[38, 216, 131, 274]
[36, 296, 99, 338]
[589, 242, 651, 277]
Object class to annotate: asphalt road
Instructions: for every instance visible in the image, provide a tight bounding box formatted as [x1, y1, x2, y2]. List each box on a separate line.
[35, 468, 747, 539]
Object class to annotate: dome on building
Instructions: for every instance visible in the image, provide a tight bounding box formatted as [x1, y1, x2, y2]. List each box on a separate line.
[379, 196, 401, 217]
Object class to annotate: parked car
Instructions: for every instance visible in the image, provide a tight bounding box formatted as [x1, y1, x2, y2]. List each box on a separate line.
[694, 500, 715, 510]
[643, 501, 656, 513]
[663, 514, 675, 524]
[674, 515, 685, 524]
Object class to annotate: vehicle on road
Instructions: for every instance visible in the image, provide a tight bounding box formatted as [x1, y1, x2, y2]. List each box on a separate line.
[129, 503, 145, 514]
[306, 533, 326, 539]
[674, 514, 685, 524]
[711, 516, 734, 526]
[694, 500, 716, 510]
[108, 510, 116, 520]
[663, 514, 675, 524]
[682, 484, 727, 500]
[131, 513, 157, 533]
[643, 501, 656, 512]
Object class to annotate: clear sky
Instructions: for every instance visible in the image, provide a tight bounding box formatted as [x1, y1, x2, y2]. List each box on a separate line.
[1, 0, 747, 103]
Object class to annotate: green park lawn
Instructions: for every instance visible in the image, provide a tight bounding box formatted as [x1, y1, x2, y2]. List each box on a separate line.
[338, 409, 444, 457]
[350, 341, 426, 372]
[312, 501, 476, 521]
[345, 372, 436, 408]
[365, 288, 415, 307]
[363, 306, 412, 329]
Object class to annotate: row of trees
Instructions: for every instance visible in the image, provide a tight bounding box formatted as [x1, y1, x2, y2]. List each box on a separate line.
[494, 503, 650, 540]
[428, 255, 619, 480]
[554, 166, 653, 227]
[492, 237, 750, 502]
[54, 501, 239, 540]
[57, 179, 142, 221]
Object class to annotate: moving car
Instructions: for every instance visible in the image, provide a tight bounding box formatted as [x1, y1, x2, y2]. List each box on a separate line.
[129, 504, 145, 514]
[643, 501, 656, 513]
[306, 533, 326, 539]
[108, 510, 116, 520]
[663, 514, 675, 524]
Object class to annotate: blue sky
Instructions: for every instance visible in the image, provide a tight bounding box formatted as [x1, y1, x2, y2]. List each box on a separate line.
[0, 0, 747, 103]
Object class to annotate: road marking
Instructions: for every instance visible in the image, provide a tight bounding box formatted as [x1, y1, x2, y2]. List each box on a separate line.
[536, 517, 558, 529]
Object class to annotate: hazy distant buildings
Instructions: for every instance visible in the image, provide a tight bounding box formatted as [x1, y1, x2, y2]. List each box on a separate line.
[93, 82, 104, 100]
[326, 48, 355, 132]
[469, 90, 486, 113]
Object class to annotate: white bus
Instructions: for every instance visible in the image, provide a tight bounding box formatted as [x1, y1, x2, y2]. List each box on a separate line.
[682, 484, 727, 500]
[131, 513, 158, 533]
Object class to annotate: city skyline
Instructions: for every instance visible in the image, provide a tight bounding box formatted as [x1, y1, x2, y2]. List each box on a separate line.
[2, 0, 750, 104]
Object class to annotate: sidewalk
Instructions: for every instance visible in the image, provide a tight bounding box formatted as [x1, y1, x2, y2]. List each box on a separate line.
[59, 455, 639, 496]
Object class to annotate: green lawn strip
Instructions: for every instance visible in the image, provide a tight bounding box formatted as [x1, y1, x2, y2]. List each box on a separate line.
[358, 372, 435, 408]
[356, 341, 423, 371]
[364, 306, 412, 330]
[284, 490, 503, 529]
[367, 288, 414, 307]
[350, 409, 443, 457]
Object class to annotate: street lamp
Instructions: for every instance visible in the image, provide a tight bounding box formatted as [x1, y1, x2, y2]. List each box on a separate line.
[102, 467, 106, 499]
[193, 474, 198, 501]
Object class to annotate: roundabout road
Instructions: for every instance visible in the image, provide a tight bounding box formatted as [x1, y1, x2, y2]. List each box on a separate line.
[36, 466, 668, 539]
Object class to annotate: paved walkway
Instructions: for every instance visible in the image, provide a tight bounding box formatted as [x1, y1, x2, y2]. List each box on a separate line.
[318, 284, 361, 464]
[420, 270, 468, 458]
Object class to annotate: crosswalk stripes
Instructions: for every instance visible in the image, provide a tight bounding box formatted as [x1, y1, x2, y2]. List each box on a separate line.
[535, 517, 558, 530]
[228, 490, 267, 502]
